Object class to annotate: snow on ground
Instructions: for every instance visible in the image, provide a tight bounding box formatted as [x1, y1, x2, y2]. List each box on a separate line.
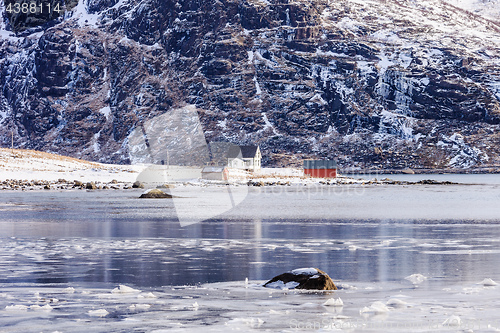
[0, 148, 145, 183]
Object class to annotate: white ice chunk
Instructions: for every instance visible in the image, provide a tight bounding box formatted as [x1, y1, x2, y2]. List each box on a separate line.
[5, 304, 28, 311]
[323, 298, 344, 307]
[478, 278, 498, 286]
[360, 301, 390, 314]
[63, 287, 76, 294]
[386, 298, 409, 308]
[30, 304, 53, 311]
[88, 309, 109, 317]
[405, 274, 427, 284]
[138, 292, 157, 299]
[111, 285, 141, 294]
[129, 304, 151, 310]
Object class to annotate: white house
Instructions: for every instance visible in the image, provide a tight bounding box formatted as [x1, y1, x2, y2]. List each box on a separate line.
[227, 145, 261, 171]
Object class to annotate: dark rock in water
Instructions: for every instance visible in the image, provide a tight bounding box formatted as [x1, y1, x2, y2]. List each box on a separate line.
[139, 189, 172, 199]
[86, 182, 97, 190]
[417, 179, 456, 185]
[264, 268, 337, 290]
[401, 168, 415, 175]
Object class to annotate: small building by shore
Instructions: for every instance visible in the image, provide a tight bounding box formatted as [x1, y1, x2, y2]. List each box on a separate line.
[201, 166, 229, 181]
[303, 160, 338, 178]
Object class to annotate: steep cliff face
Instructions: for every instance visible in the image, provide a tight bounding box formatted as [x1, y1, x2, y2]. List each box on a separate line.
[1, 0, 500, 170]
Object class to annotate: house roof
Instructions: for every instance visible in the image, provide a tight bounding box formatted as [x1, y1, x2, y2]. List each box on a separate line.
[227, 145, 259, 159]
[303, 160, 337, 169]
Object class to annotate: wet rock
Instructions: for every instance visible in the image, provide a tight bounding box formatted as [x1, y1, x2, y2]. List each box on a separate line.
[264, 268, 337, 290]
[139, 189, 172, 199]
[247, 180, 266, 187]
[416, 179, 456, 185]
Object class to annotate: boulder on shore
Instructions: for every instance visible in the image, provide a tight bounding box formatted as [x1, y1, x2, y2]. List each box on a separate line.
[139, 189, 172, 199]
[264, 268, 337, 290]
[132, 181, 144, 188]
[86, 182, 97, 190]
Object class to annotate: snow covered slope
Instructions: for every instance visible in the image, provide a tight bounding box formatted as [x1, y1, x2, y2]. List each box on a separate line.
[444, 0, 500, 21]
[0, 148, 143, 182]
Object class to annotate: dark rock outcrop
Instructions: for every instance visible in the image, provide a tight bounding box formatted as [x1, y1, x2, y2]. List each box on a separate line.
[1, 0, 500, 170]
[264, 268, 337, 290]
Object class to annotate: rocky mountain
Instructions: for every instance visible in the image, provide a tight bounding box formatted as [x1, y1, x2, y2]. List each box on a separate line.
[1, 0, 500, 170]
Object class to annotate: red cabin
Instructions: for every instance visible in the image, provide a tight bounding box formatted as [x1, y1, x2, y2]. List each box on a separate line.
[303, 160, 338, 178]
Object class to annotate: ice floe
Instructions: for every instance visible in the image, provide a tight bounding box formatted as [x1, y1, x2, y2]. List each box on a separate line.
[88, 309, 109, 317]
[360, 301, 390, 315]
[478, 278, 498, 287]
[111, 285, 141, 294]
[405, 274, 428, 285]
[323, 297, 344, 307]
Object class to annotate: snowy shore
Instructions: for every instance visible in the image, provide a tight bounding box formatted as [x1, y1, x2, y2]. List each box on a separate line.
[0, 148, 462, 191]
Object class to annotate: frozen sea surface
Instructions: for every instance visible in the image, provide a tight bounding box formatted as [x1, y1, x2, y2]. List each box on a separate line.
[1, 176, 500, 332]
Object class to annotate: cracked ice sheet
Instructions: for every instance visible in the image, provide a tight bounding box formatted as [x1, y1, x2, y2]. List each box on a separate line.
[2, 278, 500, 332]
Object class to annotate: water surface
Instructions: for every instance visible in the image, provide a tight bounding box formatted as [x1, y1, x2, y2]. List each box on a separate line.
[1, 178, 500, 332]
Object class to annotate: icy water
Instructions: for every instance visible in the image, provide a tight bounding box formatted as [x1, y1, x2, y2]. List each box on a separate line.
[1, 176, 500, 332]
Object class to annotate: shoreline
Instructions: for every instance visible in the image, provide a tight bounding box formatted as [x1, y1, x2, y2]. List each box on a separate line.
[2, 148, 498, 191]
[342, 167, 500, 175]
[0, 176, 465, 192]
